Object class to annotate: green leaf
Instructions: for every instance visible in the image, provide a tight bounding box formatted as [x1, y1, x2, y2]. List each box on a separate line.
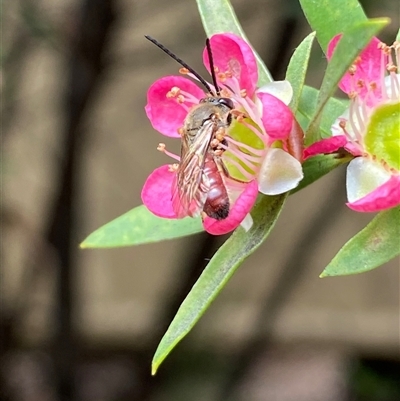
[152, 193, 287, 374]
[321, 206, 400, 277]
[286, 32, 316, 113]
[80, 205, 203, 248]
[396, 28, 400, 42]
[196, 0, 272, 85]
[296, 85, 348, 138]
[291, 153, 350, 194]
[305, 19, 389, 144]
[299, 0, 367, 52]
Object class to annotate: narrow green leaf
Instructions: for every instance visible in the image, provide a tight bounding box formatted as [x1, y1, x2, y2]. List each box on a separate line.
[196, 0, 272, 85]
[291, 153, 350, 194]
[152, 193, 287, 374]
[321, 206, 400, 277]
[286, 32, 316, 113]
[80, 205, 203, 248]
[299, 0, 367, 52]
[305, 18, 389, 144]
[296, 85, 348, 137]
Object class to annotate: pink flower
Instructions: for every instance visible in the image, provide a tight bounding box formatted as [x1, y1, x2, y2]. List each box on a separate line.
[142, 33, 303, 235]
[305, 35, 400, 212]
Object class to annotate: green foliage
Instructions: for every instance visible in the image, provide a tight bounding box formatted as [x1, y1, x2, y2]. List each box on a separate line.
[152, 193, 287, 373]
[321, 206, 400, 276]
[299, 0, 367, 51]
[296, 85, 348, 137]
[81, 206, 203, 248]
[286, 32, 316, 113]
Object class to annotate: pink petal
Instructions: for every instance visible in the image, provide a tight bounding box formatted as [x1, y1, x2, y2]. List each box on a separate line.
[327, 35, 383, 99]
[145, 76, 205, 137]
[203, 33, 258, 97]
[141, 165, 177, 218]
[257, 92, 293, 140]
[303, 135, 348, 159]
[203, 180, 258, 235]
[347, 174, 400, 212]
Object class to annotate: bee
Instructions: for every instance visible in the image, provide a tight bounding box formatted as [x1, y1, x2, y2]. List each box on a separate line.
[145, 35, 237, 220]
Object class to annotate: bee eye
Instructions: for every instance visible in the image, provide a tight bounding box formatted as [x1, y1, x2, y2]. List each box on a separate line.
[218, 98, 234, 109]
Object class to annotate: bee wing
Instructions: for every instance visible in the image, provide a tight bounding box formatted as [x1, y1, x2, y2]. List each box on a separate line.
[172, 120, 215, 218]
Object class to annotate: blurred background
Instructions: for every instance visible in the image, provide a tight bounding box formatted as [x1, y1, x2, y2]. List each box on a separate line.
[2, 0, 399, 400]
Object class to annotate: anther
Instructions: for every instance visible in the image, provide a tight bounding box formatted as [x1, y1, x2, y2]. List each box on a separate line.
[210, 138, 220, 148]
[166, 86, 181, 98]
[215, 127, 225, 141]
[157, 143, 166, 152]
[349, 65, 357, 75]
[169, 163, 179, 172]
[240, 89, 247, 98]
[179, 67, 189, 75]
[356, 79, 365, 88]
[217, 72, 227, 82]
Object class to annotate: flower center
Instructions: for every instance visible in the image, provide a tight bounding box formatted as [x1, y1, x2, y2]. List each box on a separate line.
[364, 101, 400, 171]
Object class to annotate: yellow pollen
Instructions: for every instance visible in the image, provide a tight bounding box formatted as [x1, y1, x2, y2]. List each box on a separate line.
[179, 67, 189, 74]
[215, 128, 225, 141]
[349, 65, 357, 75]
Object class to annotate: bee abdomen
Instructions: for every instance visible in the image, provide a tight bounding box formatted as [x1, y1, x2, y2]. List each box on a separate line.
[203, 157, 230, 220]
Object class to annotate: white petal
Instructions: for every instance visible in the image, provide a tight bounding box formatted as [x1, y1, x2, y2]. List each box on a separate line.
[258, 148, 303, 195]
[257, 80, 293, 105]
[240, 213, 253, 232]
[384, 74, 400, 99]
[346, 157, 391, 202]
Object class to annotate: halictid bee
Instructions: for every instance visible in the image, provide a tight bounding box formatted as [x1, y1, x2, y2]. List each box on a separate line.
[145, 35, 239, 220]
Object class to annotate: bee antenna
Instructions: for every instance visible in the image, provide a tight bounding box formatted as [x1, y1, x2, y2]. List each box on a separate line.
[145, 35, 214, 95]
[206, 38, 220, 95]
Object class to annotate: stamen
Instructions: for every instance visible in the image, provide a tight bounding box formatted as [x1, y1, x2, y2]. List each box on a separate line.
[222, 154, 255, 180]
[224, 136, 264, 156]
[157, 143, 180, 161]
[219, 142, 259, 167]
[169, 163, 179, 172]
[348, 96, 363, 143]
